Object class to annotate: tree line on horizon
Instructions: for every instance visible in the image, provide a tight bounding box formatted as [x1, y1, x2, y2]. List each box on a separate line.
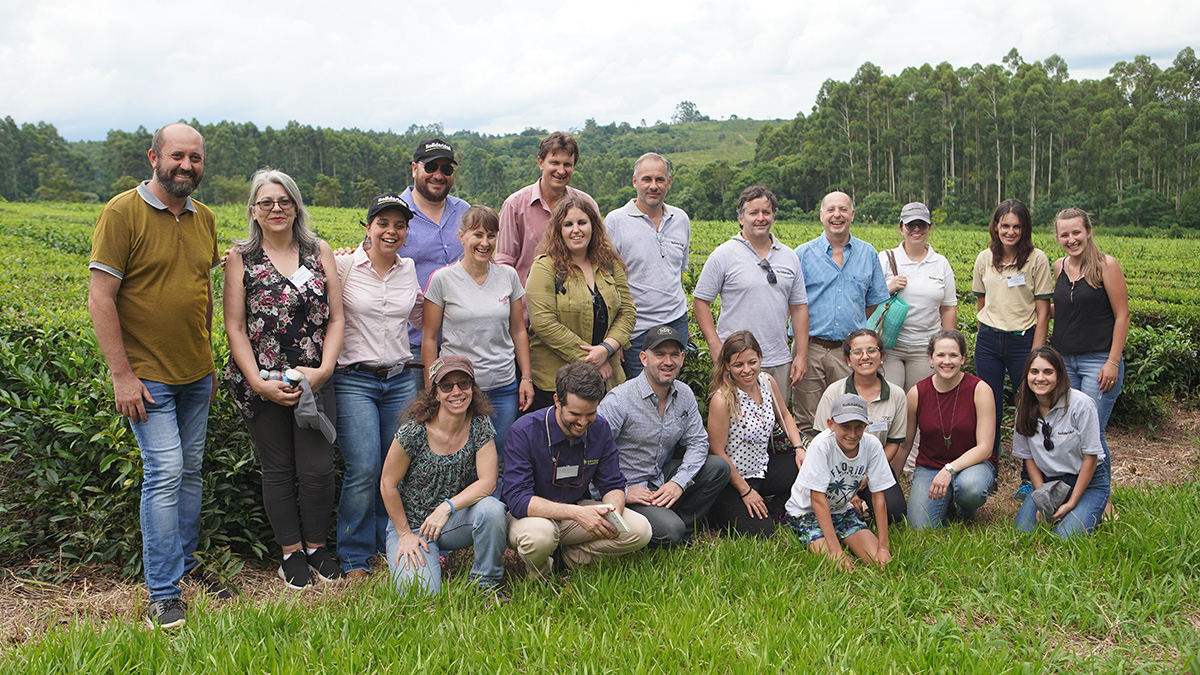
[1, 48, 1198, 230]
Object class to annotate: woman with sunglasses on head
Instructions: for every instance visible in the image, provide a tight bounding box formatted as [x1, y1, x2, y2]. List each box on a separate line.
[1050, 208, 1127, 520]
[1012, 346, 1109, 539]
[901, 329, 997, 530]
[526, 195, 635, 410]
[380, 355, 506, 596]
[332, 193, 425, 580]
[706, 331, 807, 537]
[222, 168, 345, 588]
[971, 199, 1053, 491]
[813, 329, 907, 523]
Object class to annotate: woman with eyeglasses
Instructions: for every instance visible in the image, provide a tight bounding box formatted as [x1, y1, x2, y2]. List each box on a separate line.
[694, 185, 809, 406]
[222, 168, 345, 588]
[526, 195, 635, 410]
[332, 193, 425, 581]
[900, 329, 997, 530]
[812, 329, 907, 523]
[706, 330, 807, 537]
[380, 355, 506, 596]
[1011, 346, 1108, 539]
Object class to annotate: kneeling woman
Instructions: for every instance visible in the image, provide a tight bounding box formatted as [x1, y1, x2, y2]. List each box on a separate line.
[1012, 346, 1109, 539]
[707, 330, 807, 536]
[380, 356, 506, 595]
[902, 329, 997, 530]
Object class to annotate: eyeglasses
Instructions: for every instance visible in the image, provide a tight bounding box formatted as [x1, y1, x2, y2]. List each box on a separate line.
[422, 161, 455, 176]
[1040, 420, 1055, 451]
[436, 378, 473, 393]
[758, 258, 777, 284]
[255, 198, 295, 211]
[850, 347, 880, 357]
[903, 221, 931, 231]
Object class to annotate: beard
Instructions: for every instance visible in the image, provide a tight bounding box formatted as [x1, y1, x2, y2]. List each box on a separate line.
[414, 177, 449, 203]
[155, 165, 203, 198]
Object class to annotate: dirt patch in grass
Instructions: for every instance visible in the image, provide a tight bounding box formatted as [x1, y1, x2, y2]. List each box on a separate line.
[2, 406, 1198, 648]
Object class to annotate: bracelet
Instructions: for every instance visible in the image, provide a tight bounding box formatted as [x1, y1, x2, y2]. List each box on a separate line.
[601, 341, 616, 357]
[520, 376, 534, 383]
[739, 487, 752, 498]
[443, 499, 455, 515]
[1105, 359, 1119, 367]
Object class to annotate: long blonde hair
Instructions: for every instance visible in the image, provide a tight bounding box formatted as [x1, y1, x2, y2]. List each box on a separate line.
[709, 330, 762, 420]
[1055, 207, 1105, 289]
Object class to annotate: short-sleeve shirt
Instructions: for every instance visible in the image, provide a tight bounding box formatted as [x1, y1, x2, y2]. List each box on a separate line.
[395, 415, 495, 529]
[785, 429, 896, 517]
[880, 244, 958, 348]
[971, 248, 1053, 332]
[723, 372, 776, 480]
[795, 234, 890, 341]
[425, 261, 525, 390]
[693, 234, 807, 368]
[88, 182, 219, 384]
[1011, 390, 1104, 477]
[604, 199, 691, 335]
[813, 374, 907, 447]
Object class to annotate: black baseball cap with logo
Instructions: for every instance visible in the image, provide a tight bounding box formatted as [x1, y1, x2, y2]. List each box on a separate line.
[366, 193, 415, 224]
[643, 325, 685, 351]
[413, 138, 457, 164]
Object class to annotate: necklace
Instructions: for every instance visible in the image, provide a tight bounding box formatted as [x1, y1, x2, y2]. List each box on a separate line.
[934, 379, 963, 450]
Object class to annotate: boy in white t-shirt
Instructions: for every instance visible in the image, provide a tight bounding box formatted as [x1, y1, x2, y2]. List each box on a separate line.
[785, 394, 896, 570]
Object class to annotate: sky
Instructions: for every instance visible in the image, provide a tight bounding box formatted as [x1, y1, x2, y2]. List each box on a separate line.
[1, 0, 1196, 142]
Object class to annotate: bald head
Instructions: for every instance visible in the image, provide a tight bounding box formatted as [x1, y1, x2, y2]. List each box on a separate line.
[151, 123, 205, 158]
[819, 191, 855, 241]
[149, 123, 205, 200]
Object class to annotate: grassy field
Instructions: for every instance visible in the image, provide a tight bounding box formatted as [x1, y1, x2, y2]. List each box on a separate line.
[2, 201, 1199, 672]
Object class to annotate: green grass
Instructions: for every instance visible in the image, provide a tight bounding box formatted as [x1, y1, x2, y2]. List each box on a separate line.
[4, 482, 1199, 672]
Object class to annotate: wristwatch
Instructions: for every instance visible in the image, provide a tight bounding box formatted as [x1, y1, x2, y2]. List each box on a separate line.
[943, 462, 958, 477]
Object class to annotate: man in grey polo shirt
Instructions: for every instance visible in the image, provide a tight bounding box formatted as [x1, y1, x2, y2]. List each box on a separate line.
[693, 185, 809, 404]
[597, 325, 730, 547]
[605, 153, 691, 380]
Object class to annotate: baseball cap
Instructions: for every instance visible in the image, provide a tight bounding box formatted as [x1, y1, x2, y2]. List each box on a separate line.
[413, 138, 457, 164]
[900, 202, 932, 225]
[830, 394, 869, 424]
[366, 193, 415, 224]
[643, 325, 685, 351]
[428, 355, 474, 385]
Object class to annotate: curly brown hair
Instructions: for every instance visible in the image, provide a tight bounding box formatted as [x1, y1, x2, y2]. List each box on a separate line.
[402, 379, 495, 425]
[535, 195, 624, 282]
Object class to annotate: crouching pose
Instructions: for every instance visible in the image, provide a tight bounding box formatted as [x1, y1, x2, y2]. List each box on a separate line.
[786, 394, 895, 570]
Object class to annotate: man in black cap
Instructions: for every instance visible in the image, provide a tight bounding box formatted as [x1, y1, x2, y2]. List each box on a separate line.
[399, 139, 468, 373]
[596, 325, 730, 547]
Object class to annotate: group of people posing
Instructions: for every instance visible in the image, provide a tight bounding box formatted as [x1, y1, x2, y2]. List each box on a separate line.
[87, 123, 1128, 629]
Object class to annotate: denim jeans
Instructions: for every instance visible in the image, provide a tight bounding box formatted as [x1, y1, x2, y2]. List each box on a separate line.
[975, 324, 1034, 461]
[1015, 463, 1110, 539]
[483, 378, 519, 499]
[130, 374, 212, 602]
[622, 314, 690, 380]
[384, 496, 507, 594]
[334, 368, 417, 573]
[1062, 352, 1123, 476]
[908, 463, 996, 530]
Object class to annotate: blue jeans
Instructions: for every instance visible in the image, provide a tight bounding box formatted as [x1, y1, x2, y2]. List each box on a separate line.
[384, 496, 507, 594]
[908, 463, 996, 530]
[622, 314, 690, 380]
[334, 368, 417, 572]
[1015, 463, 1110, 539]
[1062, 352, 1123, 477]
[975, 324, 1034, 461]
[130, 374, 212, 602]
[484, 378, 520, 499]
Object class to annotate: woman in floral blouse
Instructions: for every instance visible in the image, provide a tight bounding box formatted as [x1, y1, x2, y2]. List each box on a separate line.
[223, 168, 345, 589]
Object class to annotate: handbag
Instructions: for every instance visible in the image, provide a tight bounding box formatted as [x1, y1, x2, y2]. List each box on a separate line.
[868, 250, 909, 349]
[767, 382, 809, 454]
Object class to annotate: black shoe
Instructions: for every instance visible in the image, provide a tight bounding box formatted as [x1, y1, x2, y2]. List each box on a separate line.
[278, 553, 312, 589]
[306, 547, 346, 582]
[146, 598, 187, 629]
[184, 569, 238, 600]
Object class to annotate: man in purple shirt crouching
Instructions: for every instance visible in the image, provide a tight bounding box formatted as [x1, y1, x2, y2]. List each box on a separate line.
[502, 362, 652, 579]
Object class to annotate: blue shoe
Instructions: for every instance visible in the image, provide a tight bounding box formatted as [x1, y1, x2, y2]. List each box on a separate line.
[1012, 481, 1033, 502]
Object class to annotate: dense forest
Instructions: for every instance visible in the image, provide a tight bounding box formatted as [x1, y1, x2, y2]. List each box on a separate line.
[2, 48, 1198, 229]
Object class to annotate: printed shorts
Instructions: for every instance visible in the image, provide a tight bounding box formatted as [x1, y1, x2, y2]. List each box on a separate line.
[786, 509, 868, 546]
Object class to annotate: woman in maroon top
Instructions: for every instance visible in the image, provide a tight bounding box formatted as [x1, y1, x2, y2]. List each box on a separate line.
[901, 329, 996, 530]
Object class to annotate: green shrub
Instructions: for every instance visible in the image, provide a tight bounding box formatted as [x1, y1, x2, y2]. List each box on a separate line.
[1109, 325, 1200, 427]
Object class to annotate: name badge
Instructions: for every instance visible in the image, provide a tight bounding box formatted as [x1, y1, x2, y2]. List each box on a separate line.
[1006, 273, 1026, 288]
[867, 419, 889, 433]
[289, 266, 315, 290]
[556, 464, 580, 480]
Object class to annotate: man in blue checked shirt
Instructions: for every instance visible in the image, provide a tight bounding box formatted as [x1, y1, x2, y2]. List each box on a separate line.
[597, 325, 730, 547]
[793, 191, 890, 436]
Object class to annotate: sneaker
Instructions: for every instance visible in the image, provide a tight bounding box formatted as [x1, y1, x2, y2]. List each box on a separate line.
[184, 569, 238, 600]
[307, 547, 346, 582]
[278, 553, 312, 589]
[146, 598, 187, 629]
[1012, 482, 1033, 502]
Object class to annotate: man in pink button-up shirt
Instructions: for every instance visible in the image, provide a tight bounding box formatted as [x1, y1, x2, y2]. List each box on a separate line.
[496, 132, 600, 284]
